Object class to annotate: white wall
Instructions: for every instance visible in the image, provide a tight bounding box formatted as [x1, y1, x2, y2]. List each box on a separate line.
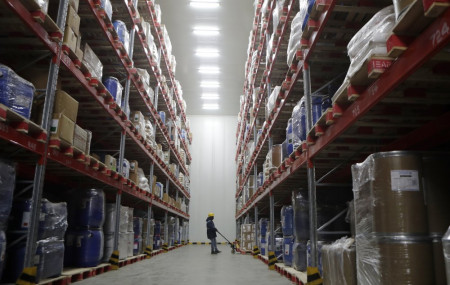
[188, 116, 237, 242]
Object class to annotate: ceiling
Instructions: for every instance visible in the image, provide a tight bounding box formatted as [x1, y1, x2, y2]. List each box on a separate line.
[157, 0, 254, 116]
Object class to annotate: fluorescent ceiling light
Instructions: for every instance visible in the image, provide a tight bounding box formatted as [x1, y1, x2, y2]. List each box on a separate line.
[203, 103, 219, 110]
[190, 1, 220, 8]
[198, 66, 220, 74]
[193, 26, 220, 36]
[200, 81, 220, 88]
[201, 93, 220, 100]
[195, 48, 220, 58]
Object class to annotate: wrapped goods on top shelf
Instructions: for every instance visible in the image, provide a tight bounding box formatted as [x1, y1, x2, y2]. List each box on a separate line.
[138, 168, 150, 192]
[132, 110, 147, 141]
[300, 0, 316, 30]
[82, 43, 103, 79]
[155, 4, 162, 24]
[162, 25, 173, 58]
[100, 0, 113, 21]
[136, 68, 150, 86]
[292, 97, 306, 146]
[117, 158, 130, 179]
[0, 64, 34, 119]
[351, 152, 434, 284]
[0, 160, 15, 231]
[266, 34, 274, 67]
[322, 237, 357, 285]
[347, 8, 396, 79]
[103, 76, 123, 108]
[113, 20, 131, 54]
[266, 85, 281, 117]
[286, 10, 305, 67]
[171, 54, 177, 75]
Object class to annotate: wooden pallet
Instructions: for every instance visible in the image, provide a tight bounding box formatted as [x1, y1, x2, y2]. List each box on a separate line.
[37, 275, 71, 285]
[0, 103, 47, 142]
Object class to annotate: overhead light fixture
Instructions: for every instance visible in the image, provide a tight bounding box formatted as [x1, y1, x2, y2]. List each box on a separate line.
[201, 93, 220, 100]
[198, 66, 220, 74]
[195, 48, 220, 58]
[190, 1, 220, 9]
[200, 81, 220, 88]
[193, 26, 220, 36]
[203, 103, 219, 110]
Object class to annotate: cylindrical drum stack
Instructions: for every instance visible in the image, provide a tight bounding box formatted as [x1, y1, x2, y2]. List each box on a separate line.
[352, 151, 440, 285]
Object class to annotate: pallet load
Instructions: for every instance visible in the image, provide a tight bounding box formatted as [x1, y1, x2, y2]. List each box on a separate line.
[133, 217, 143, 255]
[292, 192, 309, 271]
[322, 237, 357, 285]
[281, 206, 294, 267]
[259, 218, 268, 255]
[0, 64, 34, 120]
[5, 199, 67, 283]
[240, 224, 255, 252]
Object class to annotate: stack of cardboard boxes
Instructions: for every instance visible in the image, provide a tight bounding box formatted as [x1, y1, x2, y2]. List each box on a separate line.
[240, 224, 255, 251]
[63, 1, 84, 61]
[263, 144, 282, 182]
[131, 111, 146, 141]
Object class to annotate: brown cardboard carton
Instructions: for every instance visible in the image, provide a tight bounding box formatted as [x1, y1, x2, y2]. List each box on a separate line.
[129, 172, 138, 184]
[66, 5, 80, 35]
[152, 175, 157, 193]
[272, 144, 283, 167]
[163, 193, 169, 203]
[129, 160, 138, 173]
[54, 90, 78, 122]
[73, 124, 87, 151]
[63, 26, 77, 54]
[104, 155, 116, 171]
[21, 68, 62, 90]
[69, 0, 79, 12]
[50, 113, 74, 144]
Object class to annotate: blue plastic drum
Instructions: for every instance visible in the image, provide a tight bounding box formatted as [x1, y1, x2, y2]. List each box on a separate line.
[69, 189, 105, 228]
[113, 20, 127, 46]
[103, 77, 123, 107]
[133, 217, 143, 237]
[312, 96, 323, 125]
[73, 229, 104, 268]
[159, 111, 166, 125]
[281, 205, 294, 236]
[283, 237, 294, 267]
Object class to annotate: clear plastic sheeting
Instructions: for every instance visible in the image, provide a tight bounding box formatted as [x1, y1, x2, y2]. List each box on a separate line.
[35, 238, 64, 282]
[347, 10, 396, 78]
[34, 0, 49, 14]
[0, 160, 15, 231]
[266, 33, 274, 67]
[286, 10, 305, 66]
[82, 43, 103, 79]
[100, 0, 113, 21]
[352, 151, 434, 284]
[155, 4, 162, 24]
[322, 237, 357, 285]
[0, 64, 35, 119]
[40, 199, 68, 240]
[292, 97, 306, 147]
[266, 85, 281, 115]
[292, 192, 309, 241]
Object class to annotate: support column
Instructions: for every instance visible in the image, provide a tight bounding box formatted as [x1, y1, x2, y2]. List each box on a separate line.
[268, 192, 276, 269]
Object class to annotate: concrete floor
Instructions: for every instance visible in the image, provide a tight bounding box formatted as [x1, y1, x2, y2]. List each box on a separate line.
[76, 245, 291, 285]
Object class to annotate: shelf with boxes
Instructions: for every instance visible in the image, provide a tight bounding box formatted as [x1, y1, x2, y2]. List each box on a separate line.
[0, 1, 191, 282]
[145, 0, 192, 144]
[236, 0, 298, 184]
[235, 0, 450, 282]
[78, 0, 190, 179]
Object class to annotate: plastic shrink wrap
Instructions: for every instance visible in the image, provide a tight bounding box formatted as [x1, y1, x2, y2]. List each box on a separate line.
[113, 20, 130, 54]
[100, 0, 112, 21]
[266, 86, 281, 115]
[40, 199, 68, 240]
[35, 238, 64, 282]
[347, 9, 396, 79]
[0, 160, 15, 231]
[352, 152, 434, 285]
[292, 192, 309, 241]
[286, 5, 306, 66]
[291, 97, 306, 147]
[0, 64, 34, 119]
[82, 43, 103, 79]
[68, 188, 105, 228]
[322, 237, 357, 285]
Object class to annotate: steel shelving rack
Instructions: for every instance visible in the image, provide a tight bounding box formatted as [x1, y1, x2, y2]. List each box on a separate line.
[235, 0, 450, 278]
[0, 0, 192, 279]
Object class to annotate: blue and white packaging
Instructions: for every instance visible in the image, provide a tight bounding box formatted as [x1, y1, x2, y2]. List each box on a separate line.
[103, 76, 123, 108]
[0, 64, 34, 119]
[100, 0, 113, 21]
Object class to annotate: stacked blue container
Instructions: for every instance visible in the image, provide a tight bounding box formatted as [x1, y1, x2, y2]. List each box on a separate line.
[103, 76, 123, 108]
[281, 206, 294, 266]
[65, 189, 105, 268]
[259, 218, 268, 255]
[154, 220, 161, 249]
[133, 217, 143, 255]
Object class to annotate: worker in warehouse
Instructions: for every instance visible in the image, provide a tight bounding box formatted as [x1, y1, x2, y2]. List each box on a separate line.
[206, 212, 221, 254]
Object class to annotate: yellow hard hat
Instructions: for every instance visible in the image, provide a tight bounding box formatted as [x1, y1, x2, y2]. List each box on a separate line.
[208, 212, 214, 217]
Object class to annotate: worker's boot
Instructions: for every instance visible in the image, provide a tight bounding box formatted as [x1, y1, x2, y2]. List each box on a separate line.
[215, 250, 221, 253]
[211, 250, 217, 254]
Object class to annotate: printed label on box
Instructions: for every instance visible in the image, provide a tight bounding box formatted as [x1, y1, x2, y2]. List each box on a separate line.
[390, 170, 420, 191]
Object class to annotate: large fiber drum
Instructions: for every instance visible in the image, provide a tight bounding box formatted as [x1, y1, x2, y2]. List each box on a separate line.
[362, 152, 428, 235]
[378, 238, 434, 284]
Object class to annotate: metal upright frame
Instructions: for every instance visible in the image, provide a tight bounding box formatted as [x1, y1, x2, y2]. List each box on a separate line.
[24, 0, 69, 268]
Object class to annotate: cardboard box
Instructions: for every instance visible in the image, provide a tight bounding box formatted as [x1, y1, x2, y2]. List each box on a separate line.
[152, 175, 157, 193]
[66, 5, 80, 35]
[54, 90, 78, 122]
[163, 193, 169, 203]
[130, 172, 138, 184]
[129, 160, 138, 173]
[82, 43, 103, 79]
[63, 26, 77, 54]
[69, 0, 79, 12]
[105, 155, 116, 171]
[21, 68, 62, 90]
[73, 124, 87, 151]
[50, 113, 75, 144]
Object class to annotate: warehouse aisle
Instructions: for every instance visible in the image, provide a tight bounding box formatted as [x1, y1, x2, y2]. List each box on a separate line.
[76, 245, 290, 285]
